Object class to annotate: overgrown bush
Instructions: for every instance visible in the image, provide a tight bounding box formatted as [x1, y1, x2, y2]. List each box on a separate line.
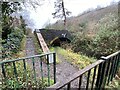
[72, 13, 120, 58]
[2, 27, 24, 58]
[90, 13, 120, 56]
[72, 33, 93, 57]
[78, 22, 87, 32]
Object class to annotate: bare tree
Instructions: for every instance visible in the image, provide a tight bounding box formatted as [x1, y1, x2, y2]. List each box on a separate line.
[52, 0, 71, 30]
[2, 0, 44, 9]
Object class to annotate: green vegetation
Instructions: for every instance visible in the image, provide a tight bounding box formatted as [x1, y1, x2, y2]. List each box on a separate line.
[46, 4, 120, 88]
[46, 3, 119, 58]
[10, 35, 26, 59]
[91, 13, 119, 55]
[72, 13, 119, 58]
[1, 2, 33, 89]
[3, 61, 54, 88]
[1, 2, 26, 59]
[0, 25, 2, 61]
[105, 78, 120, 89]
[2, 27, 25, 58]
[42, 78, 54, 87]
[50, 47, 95, 69]
[33, 32, 42, 54]
[1, 1, 119, 89]
[3, 61, 31, 88]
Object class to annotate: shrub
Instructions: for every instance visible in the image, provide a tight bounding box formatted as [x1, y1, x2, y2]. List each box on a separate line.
[78, 22, 87, 32]
[72, 33, 93, 56]
[72, 13, 120, 58]
[2, 27, 24, 58]
[90, 13, 120, 56]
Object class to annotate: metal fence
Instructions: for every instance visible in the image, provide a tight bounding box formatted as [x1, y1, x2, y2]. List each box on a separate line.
[49, 51, 120, 90]
[0, 52, 56, 88]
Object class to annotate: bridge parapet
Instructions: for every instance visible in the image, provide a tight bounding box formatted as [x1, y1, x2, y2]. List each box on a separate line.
[35, 29, 72, 45]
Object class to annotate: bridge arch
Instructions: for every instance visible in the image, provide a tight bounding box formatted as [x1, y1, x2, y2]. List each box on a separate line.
[50, 37, 71, 46]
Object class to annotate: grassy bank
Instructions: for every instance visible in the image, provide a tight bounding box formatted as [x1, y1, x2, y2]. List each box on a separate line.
[50, 47, 96, 69]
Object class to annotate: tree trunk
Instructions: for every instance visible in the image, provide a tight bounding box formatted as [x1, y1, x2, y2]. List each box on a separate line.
[61, 0, 67, 30]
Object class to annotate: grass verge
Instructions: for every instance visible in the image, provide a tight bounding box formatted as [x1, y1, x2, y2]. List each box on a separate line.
[50, 47, 96, 69]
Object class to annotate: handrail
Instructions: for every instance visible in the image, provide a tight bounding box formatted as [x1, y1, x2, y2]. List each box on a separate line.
[48, 51, 120, 89]
[36, 32, 50, 53]
[0, 52, 56, 88]
[101, 50, 120, 60]
[0, 52, 55, 64]
[48, 60, 104, 89]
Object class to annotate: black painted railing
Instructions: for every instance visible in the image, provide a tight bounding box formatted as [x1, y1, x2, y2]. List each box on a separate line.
[49, 51, 120, 90]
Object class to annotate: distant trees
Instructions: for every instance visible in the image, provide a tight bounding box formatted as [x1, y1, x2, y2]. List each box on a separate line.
[2, 2, 21, 40]
[52, 0, 71, 29]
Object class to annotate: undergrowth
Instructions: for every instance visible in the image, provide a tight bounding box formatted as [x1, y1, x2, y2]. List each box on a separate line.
[12, 35, 26, 59]
[2, 59, 54, 89]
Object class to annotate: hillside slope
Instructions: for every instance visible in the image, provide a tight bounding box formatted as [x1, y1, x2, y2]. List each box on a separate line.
[46, 3, 118, 37]
[46, 3, 119, 58]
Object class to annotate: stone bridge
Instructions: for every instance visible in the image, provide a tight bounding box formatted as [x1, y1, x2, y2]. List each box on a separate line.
[35, 29, 72, 46]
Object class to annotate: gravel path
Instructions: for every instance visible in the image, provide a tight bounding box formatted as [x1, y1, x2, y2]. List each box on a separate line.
[26, 36, 86, 88]
[26, 37, 35, 56]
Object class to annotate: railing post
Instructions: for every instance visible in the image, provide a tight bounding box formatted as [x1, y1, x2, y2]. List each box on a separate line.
[47, 54, 50, 86]
[67, 83, 71, 90]
[78, 75, 82, 90]
[32, 57, 37, 86]
[23, 59, 28, 87]
[1, 64, 7, 87]
[1, 64, 6, 78]
[95, 63, 103, 89]
[114, 54, 120, 77]
[86, 70, 91, 90]
[91, 66, 97, 90]
[13, 62, 18, 81]
[100, 52, 120, 87]
[13, 62, 19, 88]
[39, 57, 44, 83]
[53, 53, 56, 84]
[107, 57, 115, 85]
[110, 56, 117, 82]
[100, 57, 110, 88]
[99, 57, 108, 89]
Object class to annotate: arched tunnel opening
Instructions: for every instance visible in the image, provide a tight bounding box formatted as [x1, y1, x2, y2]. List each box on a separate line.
[50, 37, 71, 47]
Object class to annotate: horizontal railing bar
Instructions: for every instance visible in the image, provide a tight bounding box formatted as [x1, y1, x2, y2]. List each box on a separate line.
[0, 52, 55, 65]
[101, 50, 120, 60]
[48, 60, 104, 89]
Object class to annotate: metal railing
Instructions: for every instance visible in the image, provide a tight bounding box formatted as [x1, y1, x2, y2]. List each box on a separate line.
[49, 51, 120, 90]
[0, 52, 56, 88]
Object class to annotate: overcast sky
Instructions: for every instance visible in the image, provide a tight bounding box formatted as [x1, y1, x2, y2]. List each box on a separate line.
[22, 0, 119, 29]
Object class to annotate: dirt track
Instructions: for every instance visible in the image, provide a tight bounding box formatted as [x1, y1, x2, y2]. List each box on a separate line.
[25, 36, 86, 88]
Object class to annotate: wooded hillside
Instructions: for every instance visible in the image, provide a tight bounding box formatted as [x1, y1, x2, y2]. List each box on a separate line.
[46, 3, 120, 58]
